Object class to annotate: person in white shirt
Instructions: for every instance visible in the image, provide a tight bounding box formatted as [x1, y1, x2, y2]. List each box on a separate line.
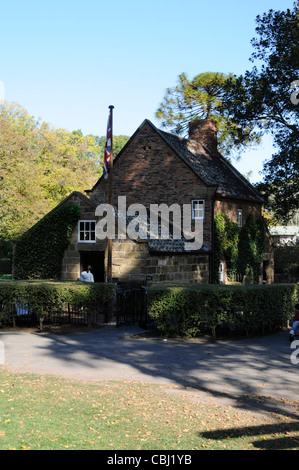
[79, 265, 94, 283]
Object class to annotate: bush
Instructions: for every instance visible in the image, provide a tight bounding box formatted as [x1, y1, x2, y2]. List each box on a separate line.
[14, 204, 81, 280]
[0, 281, 115, 329]
[213, 213, 266, 284]
[148, 283, 299, 339]
[274, 242, 299, 283]
[0, 259, 12, 275]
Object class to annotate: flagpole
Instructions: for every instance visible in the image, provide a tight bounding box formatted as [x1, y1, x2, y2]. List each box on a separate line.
[107, 105, 114, 283]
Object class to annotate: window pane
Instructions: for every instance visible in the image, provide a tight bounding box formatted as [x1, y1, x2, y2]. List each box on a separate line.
[78, 220, 96, 242]
[192, 200, 204, 219]
[237, 210, 242, 227]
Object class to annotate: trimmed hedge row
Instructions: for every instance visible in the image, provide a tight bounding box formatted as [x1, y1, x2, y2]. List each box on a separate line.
[147, 284, 299, 338]
[0, 281, 115, 329]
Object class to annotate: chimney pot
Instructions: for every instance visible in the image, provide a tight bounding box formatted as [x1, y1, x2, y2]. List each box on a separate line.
[188, 119, 218, 154]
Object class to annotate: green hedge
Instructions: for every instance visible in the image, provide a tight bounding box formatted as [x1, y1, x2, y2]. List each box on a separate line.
[148, 284, 299, 338]
[0, 259, 12, 275]
[0, 281, 115, 328]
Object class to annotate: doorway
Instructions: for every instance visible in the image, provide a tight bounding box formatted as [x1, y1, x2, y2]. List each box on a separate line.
[80, 252, 105, 282]
[219, 262, 224, 284]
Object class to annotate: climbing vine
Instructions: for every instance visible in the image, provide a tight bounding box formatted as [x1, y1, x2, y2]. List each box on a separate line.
[214, 213, 239, 282]
[214, 212, 266, 284]
[14, 204, 81, 280]
[237, 215, 266, 284]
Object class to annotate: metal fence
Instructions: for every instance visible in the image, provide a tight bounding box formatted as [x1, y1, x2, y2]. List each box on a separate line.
[115, 285, 151, 328]
[1, 285, 153, 329]
[1, 300, 110, 328]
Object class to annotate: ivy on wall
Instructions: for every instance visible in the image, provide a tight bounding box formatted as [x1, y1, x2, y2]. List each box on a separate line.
[214, 213, 266, 284]
[214, 213, 239, 282]
[14, 204, 81, 280]
[237, 215, 266, 284]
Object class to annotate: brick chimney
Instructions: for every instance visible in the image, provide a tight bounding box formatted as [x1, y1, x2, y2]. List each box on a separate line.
[188, 119, 218, 155]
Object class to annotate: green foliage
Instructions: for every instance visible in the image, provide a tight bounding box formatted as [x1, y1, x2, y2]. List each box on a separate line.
[148, 283, 299, 339]
[221, 3, 299, 221]
[214, 213, 266, 284]
[274, 242, 299, 282]
[155, 71, 260, 158]
[97, 135, 130, 157]
[0, 280, 115, 328]
[214, 213, 239, 282]
[237, 216, 266, 283]
[0, 102, 130, 243]
[0, 259, 12, 276]
[14, 204, 81, 280]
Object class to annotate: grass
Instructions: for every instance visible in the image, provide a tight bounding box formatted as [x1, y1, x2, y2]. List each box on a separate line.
[0, 367, 298, 450]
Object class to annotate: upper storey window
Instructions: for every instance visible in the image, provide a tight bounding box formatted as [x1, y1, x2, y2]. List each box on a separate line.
[237, 209, 243, 227]
[192, 200, 205, 220]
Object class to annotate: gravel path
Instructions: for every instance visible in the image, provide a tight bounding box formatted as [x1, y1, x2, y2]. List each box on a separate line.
[0, 326, 298, 416]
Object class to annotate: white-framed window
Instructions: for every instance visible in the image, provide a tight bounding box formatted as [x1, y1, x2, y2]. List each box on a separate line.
[237, 209, 243, 227]
[78, 220, 96, 243]
[191, 200, 205, 220]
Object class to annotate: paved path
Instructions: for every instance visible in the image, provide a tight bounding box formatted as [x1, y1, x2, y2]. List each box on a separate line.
[0, 327, 298, 415]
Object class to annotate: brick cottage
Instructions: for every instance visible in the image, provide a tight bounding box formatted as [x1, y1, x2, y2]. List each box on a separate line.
[53, 118, 273, 285]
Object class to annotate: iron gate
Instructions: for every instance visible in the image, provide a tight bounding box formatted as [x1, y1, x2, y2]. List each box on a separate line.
[115, 283, 153, 328]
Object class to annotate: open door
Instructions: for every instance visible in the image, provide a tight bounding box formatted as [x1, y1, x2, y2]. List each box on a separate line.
[80, 252, 105, 282]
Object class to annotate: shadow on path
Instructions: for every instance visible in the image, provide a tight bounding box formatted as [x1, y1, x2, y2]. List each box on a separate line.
[1, 327, 298, 421]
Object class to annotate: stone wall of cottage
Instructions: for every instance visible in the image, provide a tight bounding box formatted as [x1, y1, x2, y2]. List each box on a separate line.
[58, 121, 267, 285]
[60, 193, 101, 281]
[111, 239, 210, 285]
[62, 232, 210, 284]
[58, 189, 210, 284]
[89, 121, 216, 251]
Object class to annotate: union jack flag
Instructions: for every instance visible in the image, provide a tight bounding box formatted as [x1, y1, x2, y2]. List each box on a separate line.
[103, 112, 112, 179]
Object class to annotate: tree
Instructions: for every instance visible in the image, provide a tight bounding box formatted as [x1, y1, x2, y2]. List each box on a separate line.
[221, 3, 299, 221]
[97, 135, 130, 158]
[155, 72, 260, 158]
[0, 108, 50, 243]
[0, 102, 129, 249]
[33, 122, 100, 205]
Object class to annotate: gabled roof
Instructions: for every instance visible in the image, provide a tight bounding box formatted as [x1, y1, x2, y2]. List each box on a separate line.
[17, 191, 96, 240]
[88, 119, 263, 203]
[152, 121, 263, 203]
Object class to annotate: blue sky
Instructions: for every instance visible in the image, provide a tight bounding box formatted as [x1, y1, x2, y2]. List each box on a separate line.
[0, 0, 295, 182]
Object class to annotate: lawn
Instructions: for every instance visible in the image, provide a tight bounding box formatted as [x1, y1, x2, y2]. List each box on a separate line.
[0, 367, 298, 450]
